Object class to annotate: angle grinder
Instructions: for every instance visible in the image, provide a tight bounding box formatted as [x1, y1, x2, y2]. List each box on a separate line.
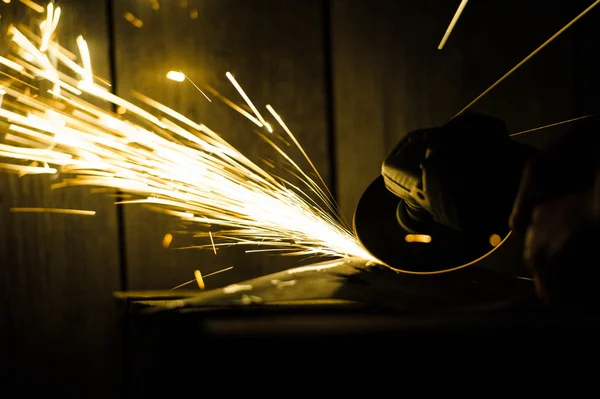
[353, 112, 538, 274]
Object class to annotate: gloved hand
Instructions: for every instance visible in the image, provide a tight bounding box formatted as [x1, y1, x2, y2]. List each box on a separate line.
[509, 118, 600, 307]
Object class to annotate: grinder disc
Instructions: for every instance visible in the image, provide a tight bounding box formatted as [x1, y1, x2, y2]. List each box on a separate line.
[353, 176, 511, 274]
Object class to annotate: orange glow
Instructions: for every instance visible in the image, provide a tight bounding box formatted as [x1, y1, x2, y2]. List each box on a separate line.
[123, 11, 135, 21]
[405, 234, 432, 243]
[489, 234, 502, 247]
[123, 11, 143, 28]
[194, 269, 205, 290]
[162, 233, 173, 248]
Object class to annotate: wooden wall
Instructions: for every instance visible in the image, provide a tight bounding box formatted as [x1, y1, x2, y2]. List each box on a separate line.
[1, 0, 598, 394]
[0, 0, 122, 395]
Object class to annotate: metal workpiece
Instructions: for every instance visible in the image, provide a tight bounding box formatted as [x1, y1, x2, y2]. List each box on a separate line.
[122, 256, 536, 317]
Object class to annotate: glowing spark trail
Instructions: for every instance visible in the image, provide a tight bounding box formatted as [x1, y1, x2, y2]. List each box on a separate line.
[0, 6, 375, 265]
[39, 2, 60, 52]
[226, 71, 272, 132]
[10, 207, 96, 216]
[204, 85, 262, 127]
[208, 231, 217, 255]
[178, 70, 211, 102]
[438, 0, 469, 50]
[510, 115, 593, 137]
[19, 0, 44, 13]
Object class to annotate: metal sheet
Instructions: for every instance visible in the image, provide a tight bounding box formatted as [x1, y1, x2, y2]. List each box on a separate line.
[139, 257, 536, 314]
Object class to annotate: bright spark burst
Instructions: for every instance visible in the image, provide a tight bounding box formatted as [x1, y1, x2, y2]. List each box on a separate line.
[0, 4, 376, 264]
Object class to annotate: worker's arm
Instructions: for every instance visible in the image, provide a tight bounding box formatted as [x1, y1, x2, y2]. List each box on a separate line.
[509, 117, 600, 306]
[510, 116, 600, 234]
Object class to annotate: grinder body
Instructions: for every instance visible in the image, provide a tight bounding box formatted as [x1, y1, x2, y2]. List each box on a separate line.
[383, 113, 537, 235]
[353, 113, 538, 274]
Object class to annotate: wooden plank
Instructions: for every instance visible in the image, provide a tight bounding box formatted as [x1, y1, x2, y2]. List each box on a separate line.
[0, 1, 122, 394]
[112, 0, 330, 290]
[331, 0, 578, 222]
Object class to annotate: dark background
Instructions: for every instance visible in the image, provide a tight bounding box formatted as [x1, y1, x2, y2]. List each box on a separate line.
[0, 0, 599, 394]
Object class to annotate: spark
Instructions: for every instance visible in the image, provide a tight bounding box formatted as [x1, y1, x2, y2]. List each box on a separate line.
[287, 260, 344, 275]
[0, 70, 36, 88]
[271, 279, 297, 289]
[204, 85, 262, 126]
[489, 234, 502, 247]
[226, 71, 272, 132]
[0, 161, 56, 176]
[223, 284, 253, 294]
[0, 56, 25, 72]
[76, 36, 93, 84]
[190, 9, 199, 19]
[179, 70, 211, 102]
[204, 266, 234, 277]
[166, 70, 185, 82]
[123, 11, 143, 28]
[39, 2, 61, 52]
[168, 266, 233, 291]
[194, 269, 205, 289]
[455, 0, 600, 117]
[10, 207, 96, 215]
[0, 9, 375, 267]
[266, 104, 339, 216]
[162, 233, 173, 248]
[208, 231, 217, 254]
[438, 0, 469, 50]
[18, 0, 44, 13]
[510, 115, 593, 137]
[516, 276, 533, 281]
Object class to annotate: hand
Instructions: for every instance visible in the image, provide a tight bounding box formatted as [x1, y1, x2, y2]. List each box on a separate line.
[508, 117, 600, 306]
[520, 189, 598, 304]
[510, 154, 600, 306]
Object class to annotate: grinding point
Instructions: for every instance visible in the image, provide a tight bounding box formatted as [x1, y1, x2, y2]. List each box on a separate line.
[352, 176, 511, 274]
